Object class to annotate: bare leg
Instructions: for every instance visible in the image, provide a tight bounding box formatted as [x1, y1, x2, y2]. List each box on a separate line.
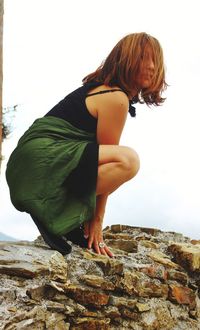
[96, 145, 140, 195]
[84, 145, 140, 257]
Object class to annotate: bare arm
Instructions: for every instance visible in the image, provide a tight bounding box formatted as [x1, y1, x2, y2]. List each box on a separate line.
[96, 91, 129, 145]
[84, 91, 129, 257]
[87, 194, 109, 253]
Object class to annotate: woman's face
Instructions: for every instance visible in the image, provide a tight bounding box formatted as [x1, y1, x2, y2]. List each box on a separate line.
[136, 46, 155, 89]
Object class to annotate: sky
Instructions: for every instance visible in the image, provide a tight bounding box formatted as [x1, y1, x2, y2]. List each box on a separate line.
[1, 0, 200, 240]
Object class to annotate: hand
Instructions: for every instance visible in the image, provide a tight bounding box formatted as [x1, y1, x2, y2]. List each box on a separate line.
[84, 217, 114, 258]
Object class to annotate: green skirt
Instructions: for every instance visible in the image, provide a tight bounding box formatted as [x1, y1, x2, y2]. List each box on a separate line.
[6, 116, 98, 235]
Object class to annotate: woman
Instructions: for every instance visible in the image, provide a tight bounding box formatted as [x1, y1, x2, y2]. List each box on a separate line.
[6, 32, 167, 258]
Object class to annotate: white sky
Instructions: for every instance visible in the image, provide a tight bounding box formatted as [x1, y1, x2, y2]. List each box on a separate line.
[1, 0, 200, 240]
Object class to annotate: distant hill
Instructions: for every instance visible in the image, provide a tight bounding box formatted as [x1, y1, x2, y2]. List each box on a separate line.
[0, 232, 18, 241]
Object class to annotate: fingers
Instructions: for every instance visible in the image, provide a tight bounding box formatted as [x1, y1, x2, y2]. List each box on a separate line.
[104, 245, 114, 258]
[99, 244, 114, 258]
[93, 241, 101, 255]
[88, 236, 93, 250]
[88, 238, 114, 258]
[85, 219, 114, 257]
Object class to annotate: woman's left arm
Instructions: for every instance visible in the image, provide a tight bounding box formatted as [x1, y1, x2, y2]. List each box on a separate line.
[86, 193, 114, 257]
[84, 91, 129, 257]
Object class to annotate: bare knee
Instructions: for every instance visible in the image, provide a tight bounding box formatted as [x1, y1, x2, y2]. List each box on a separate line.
[120, 146, 140, 180]
[98, 144, 140, 183]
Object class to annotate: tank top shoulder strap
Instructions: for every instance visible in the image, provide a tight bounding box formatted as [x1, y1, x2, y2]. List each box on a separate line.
[86, 89, 124, 97]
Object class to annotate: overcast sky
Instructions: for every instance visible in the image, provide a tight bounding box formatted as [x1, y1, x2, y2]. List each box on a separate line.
[1, 0, 200, 240]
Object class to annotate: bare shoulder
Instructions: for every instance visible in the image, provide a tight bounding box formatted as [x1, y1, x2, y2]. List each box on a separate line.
[86, 85, 129, 119]
[103, 89, 129, 105]
[96, 88, 129, 144]
[96, 88, 129, 113]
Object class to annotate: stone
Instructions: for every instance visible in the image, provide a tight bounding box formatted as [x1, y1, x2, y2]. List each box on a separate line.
[105, 239, 138, 253]
[26, 285, 46, 301]
[82, 251, 123, 275]
[81, 310, 100, 318]
[45, 312, 67, 329]
[110, 225, 161, 236]
[134, 226, 162, 236]
[135, 302, 151, 312]
[138, 281, 169, 298]
[47, 280, 66, 293]
[139, 240, 159, 249]
[168, 242, 200, 272]
[168, 284, 196, 309]
[191, 240, 200, 245]
[0, 224, 200, 330]
[140, 264, 168, 281]
[153, 303, 176, 330]
[2, 306, 47, 329]
[70, 317, 110, 330]
[120, 308, 140, 320]
[0, 244, 67, 281]
[110, 224, 124, 233]
[109, 295, 137, 310]
[140, 311, 159, 329]
[81, 274, 115, 291]
[103, 232, 134, 240]
[0, 287, 16, 302]
[148, 250, 182, 269]
[123, 270, 140, 295]
[44, 300, 66, 313]
[113, 270, 140, 295]
[103, 305, 121, 318]
[167, 269, 188, 284]
[64, 284, 109, 307]
[7, 306, 17, 313]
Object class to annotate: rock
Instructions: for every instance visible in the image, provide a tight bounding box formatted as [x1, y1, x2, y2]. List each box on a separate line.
[191, 240, 200, 245]
[104, 239, 138, 253]
[148, 250, 183, 269]
[81, 274, 115, 291]
[109, 295, 137, 310]
[0, 224, 200, 330]
[167, 269, 188, 284]
[82, 250, 124, 275]
[139, 240, 159, 249]
[103, 232, 134, 240]
[64, 284, 110, 307]
[135, 302, 151, 312]
[70, 317, 110, 330]
[138, 280, 169, 298]
[110, 225, 161, 236]
[168, 284, 196, 309]
[103, 306, 121, 318]
[140, 264, 168, 281]
[0, 244, 67, 281]
[168, 242, 200, 272]
[120, 308, 140, 320]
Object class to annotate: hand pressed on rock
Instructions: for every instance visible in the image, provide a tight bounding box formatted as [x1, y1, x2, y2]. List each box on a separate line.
[83, 218, 114, 258]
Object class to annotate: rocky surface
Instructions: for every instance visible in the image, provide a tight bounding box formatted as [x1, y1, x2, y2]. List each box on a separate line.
[0, 224, 200, 329]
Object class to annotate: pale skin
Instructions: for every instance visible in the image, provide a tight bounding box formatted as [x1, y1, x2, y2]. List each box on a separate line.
[83, 50, 155, 258]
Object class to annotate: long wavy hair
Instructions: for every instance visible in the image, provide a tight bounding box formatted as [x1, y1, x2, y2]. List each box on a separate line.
[83, 32, 167, 106]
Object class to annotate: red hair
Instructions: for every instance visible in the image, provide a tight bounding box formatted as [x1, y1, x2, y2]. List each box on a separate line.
[83, 32, 167, 106]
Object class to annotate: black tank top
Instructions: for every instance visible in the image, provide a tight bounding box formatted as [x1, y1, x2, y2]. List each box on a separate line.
[45, 81, 136, 133]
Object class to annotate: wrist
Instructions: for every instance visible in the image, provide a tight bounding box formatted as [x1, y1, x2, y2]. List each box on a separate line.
[95, 214, 104, 223]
